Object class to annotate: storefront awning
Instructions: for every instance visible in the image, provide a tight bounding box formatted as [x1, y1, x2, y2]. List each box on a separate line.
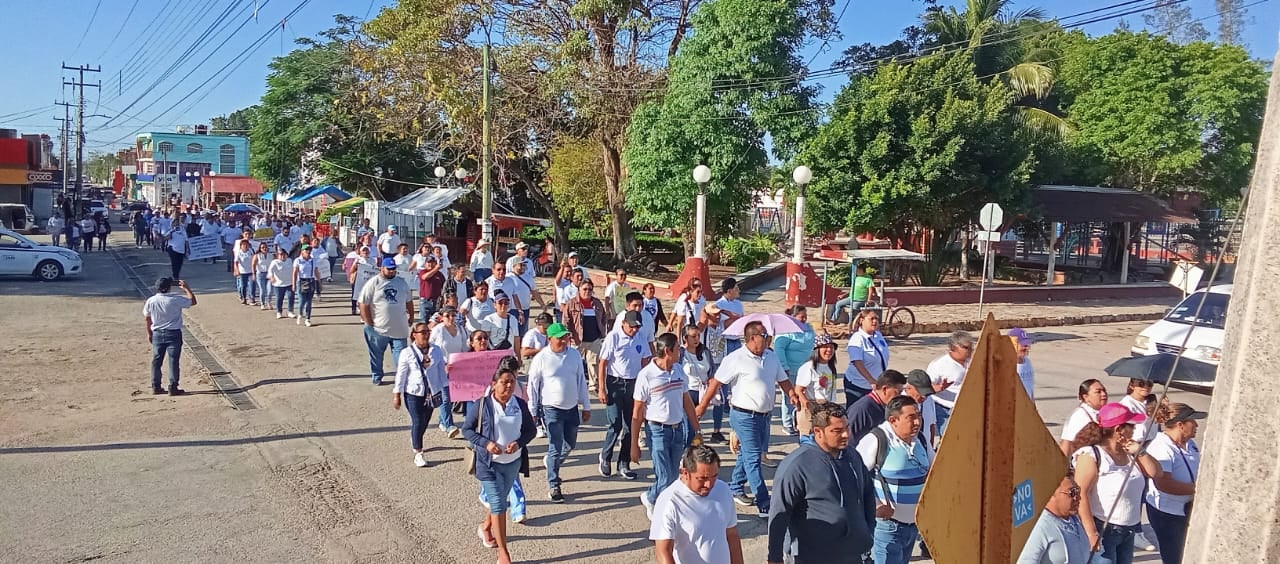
[385, 187, 469, 216]
[288, 184, 352, 202]
[201, 175, 264, 195]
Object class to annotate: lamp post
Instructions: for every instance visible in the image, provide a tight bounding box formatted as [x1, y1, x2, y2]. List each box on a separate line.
[785, 165, 831, 309]
[692, 164, 710, 259]
[434, 166, 447, 189]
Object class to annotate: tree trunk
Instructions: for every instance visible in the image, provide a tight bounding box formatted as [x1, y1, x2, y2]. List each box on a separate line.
[600, 138, 637, 258]
[509, 160, 570, 264]
[960, 226, 970, 280]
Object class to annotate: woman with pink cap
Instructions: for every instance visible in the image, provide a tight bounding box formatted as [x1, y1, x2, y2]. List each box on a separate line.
[1069, 403, 1164, 564]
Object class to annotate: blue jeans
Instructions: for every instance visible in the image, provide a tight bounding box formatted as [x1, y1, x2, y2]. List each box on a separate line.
[418, 297, 437, 324]
[479, 458, 521, 515]
[237, 273, 253, 301]
[274, 286, 294, 314]
[1146, 502, 1187, 564]
[255, 272, 269, 303]
[644, 422, 684, 505]
[150, 329, 182, 390]
[780, 371, 799, 431]
[297, 285, 314, 319]
[363, 325, 407, 383]
[728, 408, 770, 511]
[936, 403, 953, 437]
[404, 393, 435, 451]
[1092, 519, 1137, 564]
[601, 377, 635, 466]
[872, 518, 918, 564]
[543, 407, 581, 488]
[437, 386, 456, 430]
[830, 298, 865, 321]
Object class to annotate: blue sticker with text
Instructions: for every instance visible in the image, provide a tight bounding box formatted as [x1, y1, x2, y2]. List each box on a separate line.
[1013, 479, 1035, 527]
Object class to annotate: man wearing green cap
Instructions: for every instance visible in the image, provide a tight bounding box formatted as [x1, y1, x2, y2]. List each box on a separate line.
[528, 322, 593, 503]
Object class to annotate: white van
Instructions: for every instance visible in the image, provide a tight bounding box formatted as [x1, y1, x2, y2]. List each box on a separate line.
[1131, 284, 1231, 388]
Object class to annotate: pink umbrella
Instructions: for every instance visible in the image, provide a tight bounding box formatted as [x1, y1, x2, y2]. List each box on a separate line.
[723, 313, 807, 337]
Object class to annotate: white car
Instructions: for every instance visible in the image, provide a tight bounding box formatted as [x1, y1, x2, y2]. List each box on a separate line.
[1131, 284, 1230, 388]
[0, 227, 83, 281]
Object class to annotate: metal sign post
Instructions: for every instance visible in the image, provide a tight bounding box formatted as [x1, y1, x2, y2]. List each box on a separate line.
[976, 204, 1004, 317]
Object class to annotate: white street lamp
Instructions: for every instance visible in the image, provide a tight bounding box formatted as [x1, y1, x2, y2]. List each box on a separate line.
[434, 166, 447, 179]
[791, 165, 813, 264]
[692, 165, 711, 259]
[454, 168, 469, 181]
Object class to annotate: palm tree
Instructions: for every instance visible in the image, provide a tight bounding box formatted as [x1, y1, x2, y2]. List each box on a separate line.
[924, 0, 1070, 137]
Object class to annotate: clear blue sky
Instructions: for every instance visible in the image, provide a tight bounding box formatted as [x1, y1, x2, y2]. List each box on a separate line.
[0, 0, 1274, 155]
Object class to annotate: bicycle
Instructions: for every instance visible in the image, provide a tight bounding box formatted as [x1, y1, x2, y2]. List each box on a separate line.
[856, 298, 916, 340]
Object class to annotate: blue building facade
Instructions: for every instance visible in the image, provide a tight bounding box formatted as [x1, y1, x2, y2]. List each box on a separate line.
[134, 131, 250, 204]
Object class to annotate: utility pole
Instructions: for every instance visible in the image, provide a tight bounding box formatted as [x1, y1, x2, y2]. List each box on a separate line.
[480, 42, 494, 243]
[62, 63, 100, 210]
[54, 102, 72, 197]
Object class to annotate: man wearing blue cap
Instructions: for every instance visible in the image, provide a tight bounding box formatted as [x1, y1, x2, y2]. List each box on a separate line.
[359, 256, 415, 385]
[377, 224, 401, 259]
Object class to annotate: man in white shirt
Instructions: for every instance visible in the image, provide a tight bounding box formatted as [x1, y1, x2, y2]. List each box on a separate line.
[355, 218, 373, 239]
[470, 238, 494, 282]
[712, 277, 745, 356]
[485, 261, 524, 326]
[694, 321, 796, 517]
[650, 445, 744, 564]
[377, 224, 401, 258]
[143, 277, 197, 396]
[558, 269, 584, 311]
[273, 226, 295, 256]
[597, 310, 653, 480]
[505, 241, 536, 287]
[221, 222, 242, 272]
[509, 259, 542, 333]
[903, 369, 940, 449]
[528, 322, 592, 502]
[925, 331, 973, 437]
[631, 332, 700, 518]
[613, 291, 656, 348]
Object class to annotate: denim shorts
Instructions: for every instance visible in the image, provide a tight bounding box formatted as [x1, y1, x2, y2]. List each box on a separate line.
[479, 458, 521, 515]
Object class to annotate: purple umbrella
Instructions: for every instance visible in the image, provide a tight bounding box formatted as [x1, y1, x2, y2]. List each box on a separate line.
[723, 313, 807, 337]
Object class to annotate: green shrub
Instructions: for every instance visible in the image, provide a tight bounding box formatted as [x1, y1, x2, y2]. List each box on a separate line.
[826, 264, 852, 288]
[720, 235, 777, 273]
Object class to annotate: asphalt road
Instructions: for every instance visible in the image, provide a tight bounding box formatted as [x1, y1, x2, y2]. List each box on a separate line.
[0, 233, 1208, 563]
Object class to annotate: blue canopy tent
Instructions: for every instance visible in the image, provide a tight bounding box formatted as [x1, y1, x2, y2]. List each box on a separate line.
[288, 184, 353, 203]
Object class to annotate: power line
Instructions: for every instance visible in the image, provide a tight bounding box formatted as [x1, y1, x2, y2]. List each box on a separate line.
[101, 0, 237, 109]
[95, 0, 141, 61]
[68, 0, 104, 58]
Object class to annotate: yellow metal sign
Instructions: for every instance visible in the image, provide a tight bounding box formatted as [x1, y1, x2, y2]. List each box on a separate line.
[916, 314, 1067, 563]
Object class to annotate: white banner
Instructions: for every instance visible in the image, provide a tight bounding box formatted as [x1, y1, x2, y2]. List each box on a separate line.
[187, 234, 223, 261]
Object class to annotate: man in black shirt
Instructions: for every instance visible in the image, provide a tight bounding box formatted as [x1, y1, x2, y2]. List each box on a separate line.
[845, 370, 907, 441]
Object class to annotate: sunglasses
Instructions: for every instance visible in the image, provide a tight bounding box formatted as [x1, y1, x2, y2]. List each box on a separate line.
[1057, 486, 1081, 499]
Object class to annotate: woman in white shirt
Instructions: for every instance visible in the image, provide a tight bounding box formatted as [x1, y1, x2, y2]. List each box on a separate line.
[347, 246, 376, 316]
[460, 281, 495, 333]
[252, 242, 272, 310]
[232, 239, 255, 305]
[413, 243, 434, 272]
[482, 293, 521, 350]
[430, 305, 469, 360]
[1144, 403, 1203, 564]
[796, 334, 839, 405]
[668, 282, 705, 332]
[1117, 378, 1155, 445]
[844, 309, 888, 405]
[393, 322, 449, 467]
[470, 240, 494, 282]
[268, 249, 295, 319]
[1060, 379, 1108, 456]
[1071, 403, 1163, 564]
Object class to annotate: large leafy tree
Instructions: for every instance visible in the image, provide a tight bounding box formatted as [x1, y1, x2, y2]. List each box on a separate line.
[546, 137, 609, 236]
[799, 53, 1034, 246]
[1054, 31, 1267, 201]
[250, 17, 430, 196]
[209, 107, 257, 137]
[623, 0, 820, 255]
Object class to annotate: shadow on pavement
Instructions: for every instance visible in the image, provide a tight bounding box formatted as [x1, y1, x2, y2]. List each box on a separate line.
[0, 425, 403, 454]
[510, 535, 651, 563]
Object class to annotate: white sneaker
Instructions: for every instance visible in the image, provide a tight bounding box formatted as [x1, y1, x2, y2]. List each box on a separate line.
[535, 426, 546, 439]
[1136, 531, 1157, 551]
[304, 319, 312, 327]
[639, 492, 654, 520]
[276, 313, 282, 319]
[296, 316, 302, 325]
[287, 312, 295, 318]
[413, 452, 428, 468]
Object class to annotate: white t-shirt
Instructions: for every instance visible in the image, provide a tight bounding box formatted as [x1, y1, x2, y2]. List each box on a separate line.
[507, 274, 535, 311]
[634, 362, 689, 425]
[377, 232, 401, 255]
[846, 329, 889, 390]
[482, 312, 520, 349]
[649, 479, 737, 564]
[143, 293, 193, 331]
[486, 275, 519, 307]
[926, 353, 968, 409]
[714, 347, 787, 413]
[796, 361, 838, 402]
[613, 311, 656, 344]
[1017, 358, 1035, 400]
[1060, 403, 1100, 442]
[254, 252, 271, 273]
[470, 248, 494, 270]
[680, 348, 711, 393]
[527, 346, 590, 411]
[460, 296, 495, 332]
[233, 249, 254, 273]
[556, 282, 578, 308]
[1118, 395, 1152, 444]
[268, 258, 294, 287]
[430, 324, 469, 361]
[490, 394, 524, 464]
[673, 295, 705, 326]
[713, 297, 743, 332]
[1073, 446, 1144, 526]
[599, 328, 652, 379]
[221, 226, 241, 245]
[1144, 432, 1199, 516]
[521, 329, 549, 354]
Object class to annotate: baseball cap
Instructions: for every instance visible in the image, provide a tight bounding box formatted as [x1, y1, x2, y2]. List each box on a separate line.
[906, 369, 936, 397]
[1164, 403, 1207, 424]
[1007, 327, 1033, 346]
[813, 334, 834, 348]
[1098, 403, 1146, 428]
[623, 310, 643, 328]
[515, 241, 528, 249]
[494, 289, 510, 302]
[547, 323, 570, 339]
[388, 224, 398, 231]
[381, 257, 398, 269]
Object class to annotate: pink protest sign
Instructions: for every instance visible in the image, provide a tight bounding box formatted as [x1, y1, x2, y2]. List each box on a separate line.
[448, 349, 517, 402]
